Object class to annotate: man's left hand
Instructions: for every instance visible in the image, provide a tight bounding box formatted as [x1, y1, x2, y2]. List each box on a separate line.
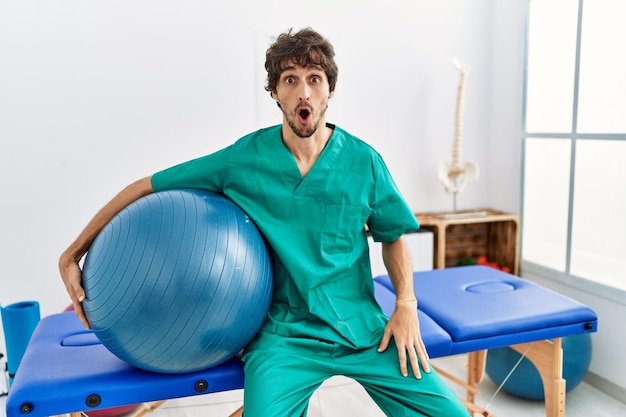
[377, 301, 430, 379]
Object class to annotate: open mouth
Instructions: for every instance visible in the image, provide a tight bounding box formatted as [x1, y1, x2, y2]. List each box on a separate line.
[298, 108, 311, 123]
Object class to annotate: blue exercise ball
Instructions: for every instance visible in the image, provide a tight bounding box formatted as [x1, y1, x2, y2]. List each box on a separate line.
[485, 333, 592, 400]
[82, 189, 273, 373]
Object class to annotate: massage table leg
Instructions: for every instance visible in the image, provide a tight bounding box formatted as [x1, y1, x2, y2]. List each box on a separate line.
[132, 400, 167, 417]
[510, 338, 565, 417]
[434, 352, 493, 416]
[467, 350, 487, 404]
[462, 340, 565, 417]
[438, 342, 565, 417]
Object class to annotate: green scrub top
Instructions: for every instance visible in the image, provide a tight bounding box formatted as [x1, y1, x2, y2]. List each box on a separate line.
[151, 124, 419, 349]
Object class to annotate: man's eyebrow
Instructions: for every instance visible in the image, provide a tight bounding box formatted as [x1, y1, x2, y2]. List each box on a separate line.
[280, 64, 324, 74]
[280, 65, 296, 72]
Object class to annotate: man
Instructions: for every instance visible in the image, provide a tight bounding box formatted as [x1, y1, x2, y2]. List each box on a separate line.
[59, 28, 468, 416]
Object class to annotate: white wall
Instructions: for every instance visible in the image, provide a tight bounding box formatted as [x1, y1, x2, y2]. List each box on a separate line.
[5, 0, 621, 395]
[1, 0, 513, 318]
[368, 232, 434, 278]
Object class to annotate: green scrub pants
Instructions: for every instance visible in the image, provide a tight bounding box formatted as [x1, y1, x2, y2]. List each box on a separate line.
[242, 331, 470, 417]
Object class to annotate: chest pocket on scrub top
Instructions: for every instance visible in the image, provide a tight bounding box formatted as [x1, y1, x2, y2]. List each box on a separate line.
[322, 205, 368, 254]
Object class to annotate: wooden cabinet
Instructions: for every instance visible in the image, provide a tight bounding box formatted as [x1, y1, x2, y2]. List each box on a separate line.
[415, 209, 520, 275]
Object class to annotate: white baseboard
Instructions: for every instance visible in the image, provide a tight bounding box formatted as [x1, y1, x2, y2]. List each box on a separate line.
[585, 371, 626, 404]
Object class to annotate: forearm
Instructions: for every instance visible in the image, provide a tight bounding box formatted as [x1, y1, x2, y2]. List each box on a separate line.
[379, 236, 429, 377]
[59, 176, 154, 266]
[59, 176, 154, 327]
[381, 236, 416, 302]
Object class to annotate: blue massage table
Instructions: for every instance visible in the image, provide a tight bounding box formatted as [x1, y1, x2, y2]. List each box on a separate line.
[6, 266, 598, 417]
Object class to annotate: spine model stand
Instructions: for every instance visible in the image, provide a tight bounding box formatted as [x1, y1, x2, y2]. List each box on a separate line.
[438, 58, 479, 211]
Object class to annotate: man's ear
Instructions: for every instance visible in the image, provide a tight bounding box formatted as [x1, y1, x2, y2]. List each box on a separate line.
[271, 90, 282, 109]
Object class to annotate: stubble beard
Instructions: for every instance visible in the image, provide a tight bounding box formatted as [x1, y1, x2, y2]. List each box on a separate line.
[285, 104, 328, 139]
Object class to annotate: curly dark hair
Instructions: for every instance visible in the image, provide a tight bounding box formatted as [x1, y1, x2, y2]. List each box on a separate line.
[265, 28, 338, 95]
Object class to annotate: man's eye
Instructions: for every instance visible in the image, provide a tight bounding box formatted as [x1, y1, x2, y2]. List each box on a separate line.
[311, 76, 321, 84]
[285, 77, 295, 84]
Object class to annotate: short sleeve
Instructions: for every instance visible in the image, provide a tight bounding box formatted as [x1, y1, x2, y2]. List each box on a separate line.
[151, 146, 232, 193]
[366, 155, 419, 242]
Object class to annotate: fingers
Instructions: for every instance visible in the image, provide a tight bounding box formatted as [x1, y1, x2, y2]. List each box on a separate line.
[417, 338, 431, 374]
[73, 300, 92, 330]
[397, 338, 431, 379]
[397, 344, 411, 377]
[61, 261, 92, 329]
[70, 280, 86, 304]
[381, 305, 431, 379]
[397, 342, 420, 379]
[408, 346, 421, 379]
[377, 327, 392, 353]
[70, 284, 91, 329]
[67, 281, 91, 329]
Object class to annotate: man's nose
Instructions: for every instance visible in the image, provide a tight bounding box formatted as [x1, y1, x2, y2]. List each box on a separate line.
[298, 84, 311, 101]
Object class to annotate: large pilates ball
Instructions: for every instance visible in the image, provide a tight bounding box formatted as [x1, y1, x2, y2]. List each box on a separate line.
[82, 189, 273, 373]
[485, 333, 592, 400]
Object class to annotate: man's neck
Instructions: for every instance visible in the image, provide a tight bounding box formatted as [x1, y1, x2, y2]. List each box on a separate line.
[282, 122, 334, 177]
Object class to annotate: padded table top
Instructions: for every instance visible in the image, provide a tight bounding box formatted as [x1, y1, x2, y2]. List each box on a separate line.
[375, 266, 598, 354]
[7, 313, 245, 417]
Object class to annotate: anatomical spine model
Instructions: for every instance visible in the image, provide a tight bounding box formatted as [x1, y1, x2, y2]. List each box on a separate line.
[438, 58, 479, 207]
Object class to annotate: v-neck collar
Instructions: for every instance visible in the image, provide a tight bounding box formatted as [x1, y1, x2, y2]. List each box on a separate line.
[274, 123, 341, 195]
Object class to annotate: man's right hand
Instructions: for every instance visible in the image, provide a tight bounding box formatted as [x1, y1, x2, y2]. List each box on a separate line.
[59, 253, 91, 329]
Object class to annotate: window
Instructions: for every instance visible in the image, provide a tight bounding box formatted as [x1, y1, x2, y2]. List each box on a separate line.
[522, 0, 626, 294]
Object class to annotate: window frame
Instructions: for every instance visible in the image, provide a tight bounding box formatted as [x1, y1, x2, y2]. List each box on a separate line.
[520, 0, 626, 304]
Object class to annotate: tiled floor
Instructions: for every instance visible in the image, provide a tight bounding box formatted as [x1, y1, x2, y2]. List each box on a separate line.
[2, 354, 625, 416]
